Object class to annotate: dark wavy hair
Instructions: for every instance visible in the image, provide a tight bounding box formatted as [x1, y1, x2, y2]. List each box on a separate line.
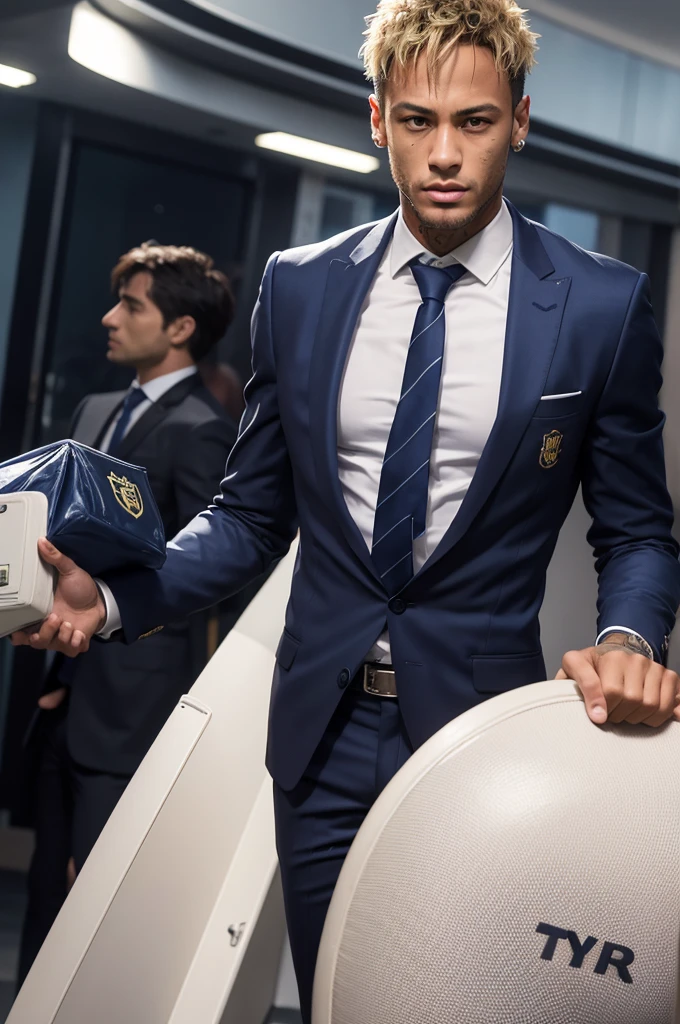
[111, 242, 235, 362]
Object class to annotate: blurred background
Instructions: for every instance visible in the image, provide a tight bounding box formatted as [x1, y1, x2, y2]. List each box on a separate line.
[0, 0, 679, 1018]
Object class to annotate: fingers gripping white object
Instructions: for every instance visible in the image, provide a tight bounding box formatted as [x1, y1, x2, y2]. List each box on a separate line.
[313, 680, 680, 1024]
[0, 492, 55, 638]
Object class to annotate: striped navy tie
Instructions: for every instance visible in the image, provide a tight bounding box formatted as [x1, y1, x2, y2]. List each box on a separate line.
[371, 258, 466, 594]
[107, 386, 147, 456]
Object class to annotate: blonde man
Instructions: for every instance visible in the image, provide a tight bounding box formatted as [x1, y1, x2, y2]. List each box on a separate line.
[14, 1, 680, 1017]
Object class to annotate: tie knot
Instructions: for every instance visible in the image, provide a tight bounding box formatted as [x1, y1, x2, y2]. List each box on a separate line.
[123, 386, 148, 412]
[409, 259, 466, 305]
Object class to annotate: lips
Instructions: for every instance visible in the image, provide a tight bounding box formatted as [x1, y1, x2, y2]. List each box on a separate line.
[424, 186, 468, 203]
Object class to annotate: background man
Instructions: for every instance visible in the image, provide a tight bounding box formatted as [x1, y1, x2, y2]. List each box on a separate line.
[13, 1, 680, 1018]
[17, 243, 238, 983]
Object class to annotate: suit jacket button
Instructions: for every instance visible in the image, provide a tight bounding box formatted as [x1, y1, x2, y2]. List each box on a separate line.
[389, 597, 406, 614]
[337, 668, 351, 688]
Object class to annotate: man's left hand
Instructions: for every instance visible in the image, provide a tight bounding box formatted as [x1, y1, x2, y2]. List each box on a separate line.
[556, 643, 679, 727]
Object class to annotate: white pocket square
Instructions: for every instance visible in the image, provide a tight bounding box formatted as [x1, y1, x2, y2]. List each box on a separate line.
[540, 391, 582, 401]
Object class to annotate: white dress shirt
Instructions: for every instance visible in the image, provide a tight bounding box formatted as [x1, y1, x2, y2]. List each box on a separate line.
[98, 365, 198, 452]
[339, 202, 513, 661]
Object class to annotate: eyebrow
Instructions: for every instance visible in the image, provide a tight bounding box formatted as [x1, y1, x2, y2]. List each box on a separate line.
[456, 103, 503, 117]
[391, 102, 503, 118]
[119, 292, 144, 308]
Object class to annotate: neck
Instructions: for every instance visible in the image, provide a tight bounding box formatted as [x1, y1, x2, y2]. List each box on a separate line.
[401, 188, 503, 257]
[136, 355, 194, 386]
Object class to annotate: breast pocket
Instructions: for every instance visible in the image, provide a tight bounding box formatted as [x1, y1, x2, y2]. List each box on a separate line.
[533, 391, 584, 419]
[275, 628, 301, 671]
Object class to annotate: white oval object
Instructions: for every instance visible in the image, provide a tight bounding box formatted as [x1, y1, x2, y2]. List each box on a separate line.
[314, 679, 680, 1024]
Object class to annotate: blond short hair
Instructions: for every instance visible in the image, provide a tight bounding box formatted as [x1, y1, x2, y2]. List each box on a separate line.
[361, 0, 539, 107]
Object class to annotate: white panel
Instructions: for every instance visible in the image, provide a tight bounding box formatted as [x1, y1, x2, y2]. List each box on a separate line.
[167, 780, 281, 1023]
[9, 542, 299, 1024]
[8, 698, 214, 1022]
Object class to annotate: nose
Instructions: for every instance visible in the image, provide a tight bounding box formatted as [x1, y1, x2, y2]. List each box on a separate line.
[428, 123, 463, 177]
[102, 303, 120, 329]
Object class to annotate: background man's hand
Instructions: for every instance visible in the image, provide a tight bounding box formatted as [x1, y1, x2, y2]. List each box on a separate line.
[38, 687, 68, 710]
[10, 539, 106, 656]
[556, 643, 679, 727]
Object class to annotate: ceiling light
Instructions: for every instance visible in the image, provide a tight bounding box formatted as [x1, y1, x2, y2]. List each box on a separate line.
[68, 2, 149, 87]
[0, 64, 36, 89]
[255, 132, 379, 174]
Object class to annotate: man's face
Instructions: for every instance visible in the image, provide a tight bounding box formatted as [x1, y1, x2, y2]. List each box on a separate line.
[102, 271, 171, 370]
[371, 45, 529, 244]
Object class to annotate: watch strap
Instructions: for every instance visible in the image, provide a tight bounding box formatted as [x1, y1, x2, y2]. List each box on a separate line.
[597, 630, 655, 661]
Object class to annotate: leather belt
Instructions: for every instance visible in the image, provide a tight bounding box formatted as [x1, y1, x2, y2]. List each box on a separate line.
[357, 663, 398, 698]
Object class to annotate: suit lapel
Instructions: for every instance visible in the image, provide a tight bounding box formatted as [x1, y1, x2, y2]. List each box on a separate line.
[115, 375, 199, 461]
[415, 203, 572, 579]
[73, 393, 125, 449]
[309, 214, 398, 578]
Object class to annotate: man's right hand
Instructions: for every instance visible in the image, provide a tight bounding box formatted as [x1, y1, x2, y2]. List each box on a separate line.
[10, 539, 106, 656]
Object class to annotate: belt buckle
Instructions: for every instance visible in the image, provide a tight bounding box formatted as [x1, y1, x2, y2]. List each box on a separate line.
[363, 664, 398, 698]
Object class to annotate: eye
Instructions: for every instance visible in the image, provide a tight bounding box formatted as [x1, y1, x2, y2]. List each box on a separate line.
[402, 116, 429, 129]
[463, 117, 490, 130]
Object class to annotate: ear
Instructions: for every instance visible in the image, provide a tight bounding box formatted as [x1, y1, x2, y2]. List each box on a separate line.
[369, 94, 387, 148]
[167, 315, 196, 348]
[512, 95, 530, 148]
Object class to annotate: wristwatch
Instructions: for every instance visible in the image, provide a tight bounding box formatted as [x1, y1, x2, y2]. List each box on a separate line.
[597, 631, 654, 661]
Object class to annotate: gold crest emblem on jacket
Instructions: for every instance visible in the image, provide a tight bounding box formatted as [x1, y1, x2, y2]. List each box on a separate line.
[539, 430, 563, 469]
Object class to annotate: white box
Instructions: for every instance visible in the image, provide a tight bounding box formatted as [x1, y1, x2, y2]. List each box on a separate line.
[0, 491, 55, 638]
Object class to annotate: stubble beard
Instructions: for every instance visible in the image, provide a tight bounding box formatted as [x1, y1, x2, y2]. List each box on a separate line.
[390, 153, 507, 247]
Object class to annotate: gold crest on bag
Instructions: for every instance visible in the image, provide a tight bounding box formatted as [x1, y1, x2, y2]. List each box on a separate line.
[107, 472, 144, 519]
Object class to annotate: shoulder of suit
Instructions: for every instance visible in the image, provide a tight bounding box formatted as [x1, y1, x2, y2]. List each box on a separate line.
[81, 389, 127, 407]
[166, 383, 236, 430]
[74, 390, 125, 425]
[275, 217, 387, 269]
[531, 219, 641, 285]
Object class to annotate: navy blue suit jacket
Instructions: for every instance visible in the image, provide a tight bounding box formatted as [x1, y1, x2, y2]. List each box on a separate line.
[105, 202, 680, 790]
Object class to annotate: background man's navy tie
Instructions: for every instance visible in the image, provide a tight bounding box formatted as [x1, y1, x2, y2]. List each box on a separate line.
[107, 386, 147, 456]
[371, 259, 467, 594]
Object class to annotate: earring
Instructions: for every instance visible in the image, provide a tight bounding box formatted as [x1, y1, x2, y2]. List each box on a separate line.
[513, 139, 526, 153]
[373, 137, 385, 148]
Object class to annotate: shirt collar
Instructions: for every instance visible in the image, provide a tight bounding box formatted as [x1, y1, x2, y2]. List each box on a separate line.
[389, 198, 513, 286]
[133, 365, 198, 403]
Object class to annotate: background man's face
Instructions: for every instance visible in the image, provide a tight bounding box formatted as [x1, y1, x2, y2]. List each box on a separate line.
[375, 45, 522, 240]
[102, 271, 171, 370]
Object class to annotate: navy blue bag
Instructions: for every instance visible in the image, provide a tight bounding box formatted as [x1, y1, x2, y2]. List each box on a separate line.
[0, 440, 166, 575]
